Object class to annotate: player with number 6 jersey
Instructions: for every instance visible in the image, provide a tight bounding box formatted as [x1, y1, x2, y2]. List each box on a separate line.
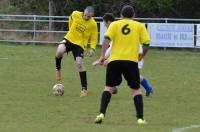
[94, 5, 150, 125]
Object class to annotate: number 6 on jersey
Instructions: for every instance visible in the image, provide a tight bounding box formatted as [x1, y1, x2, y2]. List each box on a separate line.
[122, 24, 131, 35]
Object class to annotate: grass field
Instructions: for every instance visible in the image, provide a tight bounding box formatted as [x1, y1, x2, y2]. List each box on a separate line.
[0, 43, 200, 132]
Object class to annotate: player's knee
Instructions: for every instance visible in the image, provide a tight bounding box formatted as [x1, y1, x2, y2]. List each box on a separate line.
[56, 44, 65, 58]
[75, 61, 84, 70]
[131, 89, 142, 96]
[104, 86, 113, 94]
[56, 51, 63, 58]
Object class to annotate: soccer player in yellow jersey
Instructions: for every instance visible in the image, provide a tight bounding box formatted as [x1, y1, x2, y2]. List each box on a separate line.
[94, 5, 150, 124]
[55, 6, 98, 97]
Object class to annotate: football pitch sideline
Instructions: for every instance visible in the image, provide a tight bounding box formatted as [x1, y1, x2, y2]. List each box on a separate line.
[0, 43, 200, 132]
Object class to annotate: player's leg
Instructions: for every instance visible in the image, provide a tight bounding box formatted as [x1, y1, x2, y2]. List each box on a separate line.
[75, 57, 88, 97]
[123, 61, 146, 124]
[55, 41, 66, 81]
[130, 88, 146, 124]
[72, 45, 88, 97]
[138, 58, 153, 96]
[95, 61, 122, 124]
[140, 75, 153, 96]
[106, 45, 117, 94]
[94, 86, 113, 124]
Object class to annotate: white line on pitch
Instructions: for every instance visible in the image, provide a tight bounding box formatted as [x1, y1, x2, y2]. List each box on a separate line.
[0, 57, 8, 60]
[172, 125, 200, 132]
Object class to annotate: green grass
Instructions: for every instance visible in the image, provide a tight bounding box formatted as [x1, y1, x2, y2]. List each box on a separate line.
[0, 43, 200, 132]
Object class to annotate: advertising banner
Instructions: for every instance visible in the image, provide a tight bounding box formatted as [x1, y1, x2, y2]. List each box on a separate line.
[148, 23, 194, 47]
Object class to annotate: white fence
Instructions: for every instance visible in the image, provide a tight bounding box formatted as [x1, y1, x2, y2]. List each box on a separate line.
[0, 14, 200, 47]
[0, 14, 69, 44]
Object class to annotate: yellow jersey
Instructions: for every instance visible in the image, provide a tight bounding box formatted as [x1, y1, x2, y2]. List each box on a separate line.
[64, 11, 98, 50]
[104, 19, 150, 63]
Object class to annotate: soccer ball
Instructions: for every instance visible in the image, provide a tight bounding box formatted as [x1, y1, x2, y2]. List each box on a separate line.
[52, 83, 64, 96]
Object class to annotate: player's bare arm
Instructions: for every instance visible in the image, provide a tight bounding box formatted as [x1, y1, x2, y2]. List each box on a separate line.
[99, 38, 111, 65]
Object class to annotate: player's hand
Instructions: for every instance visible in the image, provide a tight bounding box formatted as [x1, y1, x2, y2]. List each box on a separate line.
[103, 60, 108, 67]
[99, 56, 105, 65]
[92, 59, 100, 67]
[92, 58, 108, 67]
[87, 48, 95, 57]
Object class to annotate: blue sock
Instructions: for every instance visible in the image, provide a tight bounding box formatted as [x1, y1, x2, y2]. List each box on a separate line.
[140, 77, 153, 93]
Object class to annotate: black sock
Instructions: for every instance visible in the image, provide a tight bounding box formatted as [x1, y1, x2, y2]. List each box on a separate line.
[133, 94, 144, 119]
[79, 71, 87, 90]
[55, 56, 62, 70]
[100, 91, 112, 115]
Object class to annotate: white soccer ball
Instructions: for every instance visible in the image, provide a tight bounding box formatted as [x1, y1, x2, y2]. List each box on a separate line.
[52, 83, 64, 96]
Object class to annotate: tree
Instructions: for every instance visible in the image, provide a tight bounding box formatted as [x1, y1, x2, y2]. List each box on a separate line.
[7, 0, 200, 18]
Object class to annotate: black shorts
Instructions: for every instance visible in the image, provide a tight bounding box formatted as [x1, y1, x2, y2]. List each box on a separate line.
[106, 60, 140, 89]
[59, 39, 84, 60]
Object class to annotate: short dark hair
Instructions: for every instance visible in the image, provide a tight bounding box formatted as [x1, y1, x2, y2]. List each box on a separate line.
[103, 13, 115, 22]
[85, 6, 94, 14]
[121, 5, 135, 18]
